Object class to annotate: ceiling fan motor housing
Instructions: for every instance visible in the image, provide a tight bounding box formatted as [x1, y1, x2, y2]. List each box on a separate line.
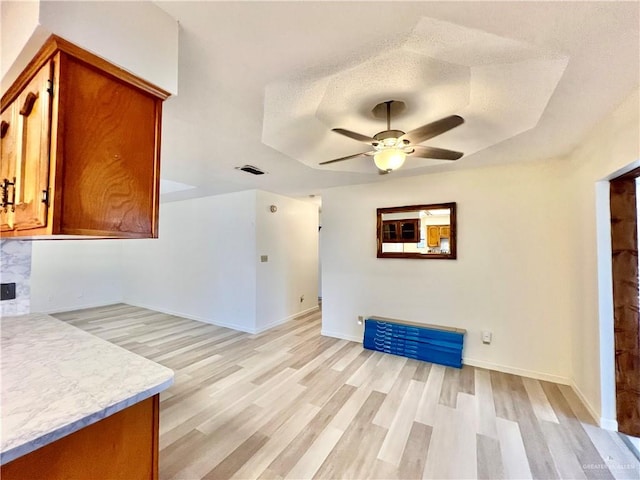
[373, 130, 405, 142]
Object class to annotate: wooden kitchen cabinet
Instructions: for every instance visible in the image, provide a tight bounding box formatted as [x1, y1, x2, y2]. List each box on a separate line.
[1, 395, 159, 480]
[0, 35, 169, 238]
[382, 219, 419, 243]
[427, 225, 440, 247]
[426, 225, 451, 247]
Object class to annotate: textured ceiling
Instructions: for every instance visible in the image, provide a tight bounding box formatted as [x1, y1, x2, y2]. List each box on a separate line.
[153, 1, 639, 202]
[262, 17, 568, 173]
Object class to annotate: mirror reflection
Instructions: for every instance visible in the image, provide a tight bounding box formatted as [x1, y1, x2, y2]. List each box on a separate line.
[377, 203, 456, 259]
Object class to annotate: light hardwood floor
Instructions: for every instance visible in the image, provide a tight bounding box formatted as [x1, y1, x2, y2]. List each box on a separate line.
[53, 304, 640, 480]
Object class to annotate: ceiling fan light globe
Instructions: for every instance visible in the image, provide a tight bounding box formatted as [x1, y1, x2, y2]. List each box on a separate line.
[374, 148, 406, 171]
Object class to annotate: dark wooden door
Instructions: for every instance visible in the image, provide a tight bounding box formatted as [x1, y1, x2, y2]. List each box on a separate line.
[610, 169, 640, 436]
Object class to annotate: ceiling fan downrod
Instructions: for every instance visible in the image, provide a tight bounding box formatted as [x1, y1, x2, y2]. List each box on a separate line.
[386, 100, 392, 131]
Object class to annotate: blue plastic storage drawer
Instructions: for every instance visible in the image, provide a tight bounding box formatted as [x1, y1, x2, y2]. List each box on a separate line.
[363, 317, 465, 368]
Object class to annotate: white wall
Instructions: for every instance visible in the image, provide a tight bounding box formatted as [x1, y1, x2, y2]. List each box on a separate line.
[1, 238, 122, 316]
[30, 240, 123, 313]
[561, 89, 640, 427]
[255, 190, 319, 330]
[1, 1, 179, 94]
[0, 1, 42, 92]
[120, 189, 319, 333]
[321, 160, 574, 383]
[121, 190, 257, 332]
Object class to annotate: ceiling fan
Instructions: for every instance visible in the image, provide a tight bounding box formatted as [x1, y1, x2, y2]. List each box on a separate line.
[320, 100, 464, 174]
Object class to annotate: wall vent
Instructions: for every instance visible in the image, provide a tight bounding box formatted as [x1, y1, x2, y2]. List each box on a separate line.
[236, 165, 266, 175]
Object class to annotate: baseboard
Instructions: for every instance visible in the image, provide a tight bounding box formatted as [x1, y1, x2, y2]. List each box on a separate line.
[569, 381, 618, 430]
[253, 317, 289, 334]
[288, 305, 320, 322]
[294, 305, 321, 319]
[463, 357, 571, 385]
[316, 336, 576, 384]
[124, 301, 319, 335]
[35, 300, 122, 315]
[568, 379, 603, 426]
[253, 305, 320, 334]
[461, 362, 610, 430]
[321, 329, 362, 343]
[599, 417, 619, 431]
[124, 301, 255, 333]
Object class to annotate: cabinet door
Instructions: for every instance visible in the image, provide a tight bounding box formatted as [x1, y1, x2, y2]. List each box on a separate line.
[57, 55, 160, 237]
[427, 225, 440, 247]
[400, 220, 419, 242]
[382, 221, 398, 241]
[439, 226, 450, 238]
[13, 62, 53, 231]
[0, 104, 17, 231]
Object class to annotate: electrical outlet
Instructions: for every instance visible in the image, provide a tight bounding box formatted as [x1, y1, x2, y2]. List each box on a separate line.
[482, 331, 492, 344]
[357, 315, 364, 325]
[1, 283, 16, 301]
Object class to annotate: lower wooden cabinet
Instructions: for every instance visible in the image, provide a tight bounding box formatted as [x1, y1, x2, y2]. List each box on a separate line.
[0, 395, 159, 480]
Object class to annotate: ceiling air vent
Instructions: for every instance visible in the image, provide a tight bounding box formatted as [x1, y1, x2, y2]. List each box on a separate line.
[236, 165, 266, 175]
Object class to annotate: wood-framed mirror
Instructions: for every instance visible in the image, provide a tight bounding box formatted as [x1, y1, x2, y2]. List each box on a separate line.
[377, 202, 457, 259]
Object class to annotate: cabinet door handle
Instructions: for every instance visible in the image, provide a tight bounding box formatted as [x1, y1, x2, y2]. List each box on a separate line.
[8, 178, 15, 212]
[2, 178, 15, 212]
[19, 92, 38, 116]
[0, 121, 8, 139]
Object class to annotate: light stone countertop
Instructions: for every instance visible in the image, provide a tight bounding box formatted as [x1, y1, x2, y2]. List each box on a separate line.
[0, 312, 174, 465]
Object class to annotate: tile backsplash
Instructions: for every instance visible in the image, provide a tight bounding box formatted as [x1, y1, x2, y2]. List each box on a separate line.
[0, 239, 32, 316]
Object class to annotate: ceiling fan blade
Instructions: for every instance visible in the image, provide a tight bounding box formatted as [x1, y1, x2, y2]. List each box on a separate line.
[319, 151, 376, 165]
[399, 115, 464, 145]
[409, 145, 464, 161]
[332, 128, 376, 144]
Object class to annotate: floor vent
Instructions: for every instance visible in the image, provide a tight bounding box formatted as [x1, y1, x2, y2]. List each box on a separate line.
[236, 165, 266, 175]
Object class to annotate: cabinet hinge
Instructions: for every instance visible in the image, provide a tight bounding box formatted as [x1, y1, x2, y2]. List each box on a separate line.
[42, 189, 49, 206]
[47, 80, 53, 96]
